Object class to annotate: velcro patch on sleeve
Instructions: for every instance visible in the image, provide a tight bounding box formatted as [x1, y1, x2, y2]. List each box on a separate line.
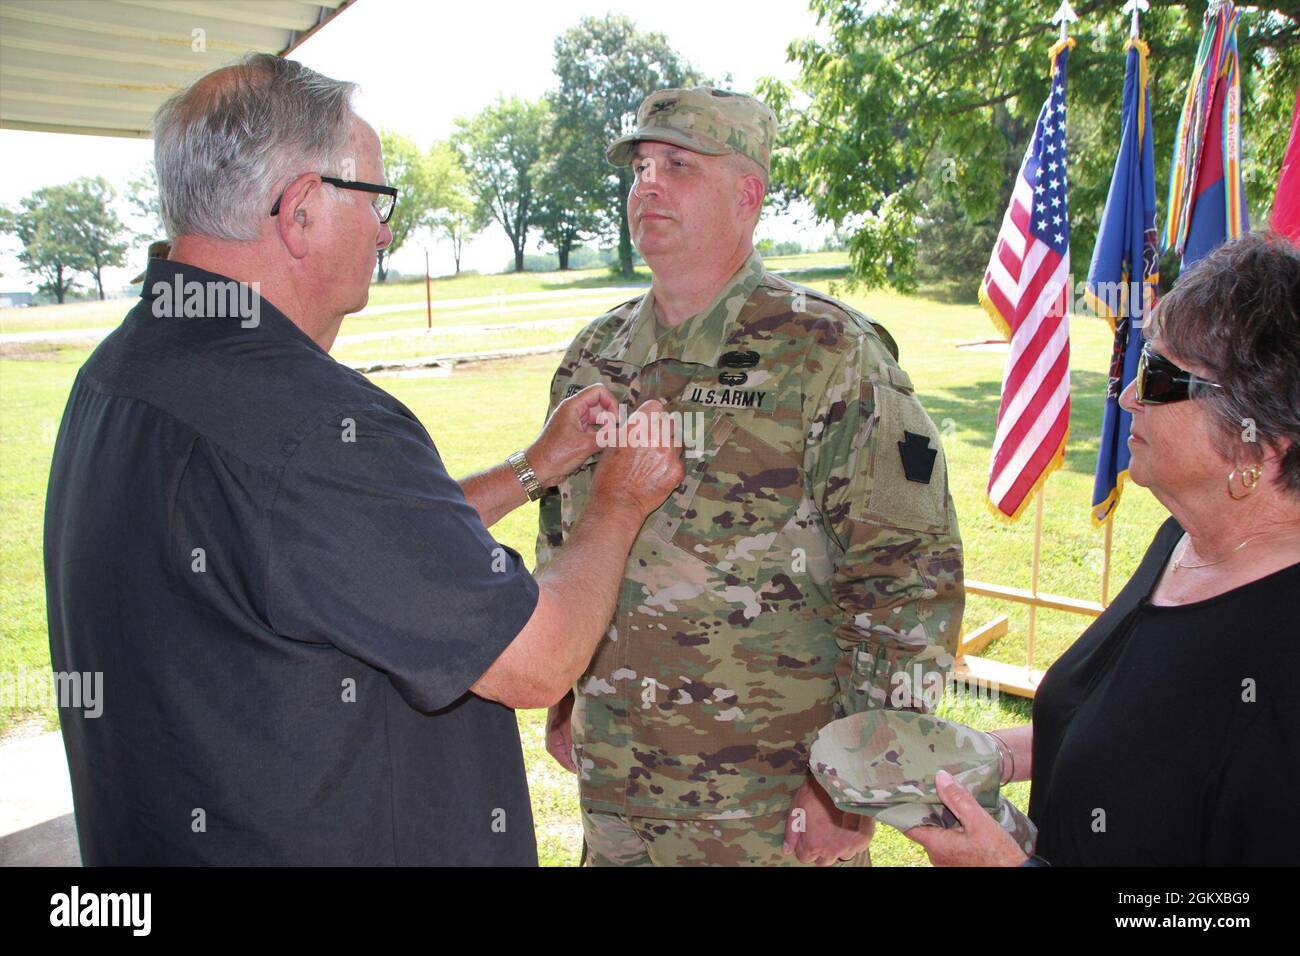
[853, 384, 951, 534]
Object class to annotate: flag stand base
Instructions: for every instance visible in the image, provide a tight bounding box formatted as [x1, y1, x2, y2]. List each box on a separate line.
[952, 614, 1044, 698]
[953, 580, 1106, 699]
[954, 655, 1045, 699]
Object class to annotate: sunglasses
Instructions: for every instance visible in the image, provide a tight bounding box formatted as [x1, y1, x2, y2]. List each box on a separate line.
[1135, 344, 1224, 405]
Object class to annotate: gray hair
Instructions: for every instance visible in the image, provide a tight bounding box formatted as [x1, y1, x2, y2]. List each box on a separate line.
[153, 53, 358, 241]
[1150, 231, 1300, 498]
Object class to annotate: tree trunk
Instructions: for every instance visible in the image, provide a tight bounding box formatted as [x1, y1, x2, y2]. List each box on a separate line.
[513, 239, 525, 272]
[55, 264, 67, 304]
[376, 250, 389, 282]
[451, 234, 463, 275]
[94, 266, 105, 300]
[558, 243, 571, 271]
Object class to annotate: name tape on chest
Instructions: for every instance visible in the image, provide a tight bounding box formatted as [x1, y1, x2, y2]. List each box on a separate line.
[566, 381, 771, 409]
[684, 386, 771, 409]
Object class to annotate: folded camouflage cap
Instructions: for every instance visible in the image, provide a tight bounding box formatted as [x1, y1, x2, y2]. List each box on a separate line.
[810, 710, 1037, 855]
[606, 86, 776, 175]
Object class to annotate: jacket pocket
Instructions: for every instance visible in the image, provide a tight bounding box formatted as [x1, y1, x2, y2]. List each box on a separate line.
[651, 412, 799, 580]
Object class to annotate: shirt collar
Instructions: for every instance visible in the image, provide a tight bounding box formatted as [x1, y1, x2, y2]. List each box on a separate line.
[610, 250, 766, 368]
[138, 257, 322, 354]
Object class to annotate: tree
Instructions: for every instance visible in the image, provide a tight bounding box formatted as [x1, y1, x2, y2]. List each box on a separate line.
[430, 143, 483, 276]
[125, 162, 164, 242]
[377, 131, 459, 282]
[550, 14, 706, 277]
[761, 0, 1300, 292]
[4, 185, 91, 303]
[0, 206, 13, 279]
[437, 205, 479, 276]
[4, 179, 129, 302]
[66, 177, 128, 300]
[454, 98, 551, 272]
[533, 124, 604, 270]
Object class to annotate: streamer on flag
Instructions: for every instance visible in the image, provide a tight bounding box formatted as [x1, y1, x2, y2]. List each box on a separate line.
[1272, 82, 1300, 242]
[1163, 0, 1248, 268]
[977, 38, 1074, 522]
[1085, 38, 1159, 526]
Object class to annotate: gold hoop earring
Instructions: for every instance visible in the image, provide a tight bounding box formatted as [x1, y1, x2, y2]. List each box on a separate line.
[1227, 466, 1262, 500]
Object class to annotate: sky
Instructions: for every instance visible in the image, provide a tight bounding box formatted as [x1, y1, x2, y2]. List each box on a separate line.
[0, 0, 828, 297]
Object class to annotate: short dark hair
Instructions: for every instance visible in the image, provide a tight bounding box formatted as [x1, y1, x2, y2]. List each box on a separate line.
[1150, 231, 1300, 497]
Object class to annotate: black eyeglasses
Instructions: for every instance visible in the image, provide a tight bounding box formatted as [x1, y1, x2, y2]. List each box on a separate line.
[1135, 343, 1224, 405]
[270, 175, 398, 224]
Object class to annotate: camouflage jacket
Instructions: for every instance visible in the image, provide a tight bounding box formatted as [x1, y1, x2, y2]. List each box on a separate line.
[536, 252, 964, 819]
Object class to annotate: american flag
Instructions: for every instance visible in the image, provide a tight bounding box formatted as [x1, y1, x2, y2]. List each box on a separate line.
[978, 40, 1074, 522]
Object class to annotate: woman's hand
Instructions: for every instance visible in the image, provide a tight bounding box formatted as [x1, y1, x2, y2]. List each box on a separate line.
[903, 769, 1029, 867]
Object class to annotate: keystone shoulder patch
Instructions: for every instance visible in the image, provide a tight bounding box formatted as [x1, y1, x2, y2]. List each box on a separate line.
[898, 431, 937, 484]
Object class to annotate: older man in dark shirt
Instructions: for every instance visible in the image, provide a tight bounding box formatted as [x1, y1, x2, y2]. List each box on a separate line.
[43, 54, 682, 866]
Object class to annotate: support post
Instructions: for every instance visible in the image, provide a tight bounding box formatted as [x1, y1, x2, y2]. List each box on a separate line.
[1027, 487, 1045, 673]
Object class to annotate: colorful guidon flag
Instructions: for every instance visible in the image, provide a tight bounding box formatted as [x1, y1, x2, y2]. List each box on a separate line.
[1086, 38, 1160, 526]
[978, 38, 1074, 522]
[1163, 0, 1249, 268]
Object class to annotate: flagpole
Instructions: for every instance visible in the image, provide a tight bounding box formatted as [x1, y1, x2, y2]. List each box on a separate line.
[1019, 0, 1071, 680]
[1123, 0, 1149, 39]
[961, 6, 1081, 698]
[1053, 2, 1077, 44]
[1027, 487, 1045, 675]
[1101, 514, 1114, 605]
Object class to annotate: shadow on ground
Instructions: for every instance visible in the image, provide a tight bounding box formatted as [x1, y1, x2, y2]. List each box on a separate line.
[0, 814, 81, 867]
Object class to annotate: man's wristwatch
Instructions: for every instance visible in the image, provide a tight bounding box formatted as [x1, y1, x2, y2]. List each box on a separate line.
[507, 450, 544, 501]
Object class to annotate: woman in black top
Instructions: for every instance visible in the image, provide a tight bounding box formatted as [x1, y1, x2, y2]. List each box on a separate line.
[908, 233, 1300, 866]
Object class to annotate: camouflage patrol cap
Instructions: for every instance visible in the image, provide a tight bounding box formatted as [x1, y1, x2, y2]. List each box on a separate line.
[606, 86, 776, 175]
[810, 710, 1037, 855]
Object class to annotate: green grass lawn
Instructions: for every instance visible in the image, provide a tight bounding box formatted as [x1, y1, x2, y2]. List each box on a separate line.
[332, 321, 590, 366]
[0, 258, 1167, 866]
[0, 252, 834, 336]
[360, 265, 647, 307]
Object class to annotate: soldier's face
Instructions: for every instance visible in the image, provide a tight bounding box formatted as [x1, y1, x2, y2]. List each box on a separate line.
[628, 142, 748, 263]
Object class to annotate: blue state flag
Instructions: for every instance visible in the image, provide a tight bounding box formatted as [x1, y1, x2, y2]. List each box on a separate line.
[1085, 38, 1159, 525]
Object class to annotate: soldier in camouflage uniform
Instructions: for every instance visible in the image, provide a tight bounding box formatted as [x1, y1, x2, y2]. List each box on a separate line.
[536, 86, 965, 866]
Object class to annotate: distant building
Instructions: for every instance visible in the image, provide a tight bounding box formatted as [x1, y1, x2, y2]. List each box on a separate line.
[0, 291, 34, 308]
